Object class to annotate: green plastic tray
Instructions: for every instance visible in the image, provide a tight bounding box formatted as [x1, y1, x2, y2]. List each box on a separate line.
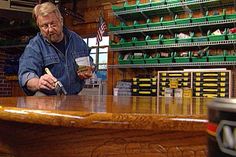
[118, 55, 132, 64]
[208, 56, 225, 62]
[226, 55, 236, 61]
[208, 35, 226, 41]
[192, 57, 207, 62]
[225, 13, 236, 20]
[192, 36, 208, 42]
[162, 20, 175, 26]
[228, 34, 236, 40]
[192, 17, 206, 23]
[163, 38, 176, 44]
[207, 15, 224, 22]
[159, 58, 173, 63]
[175, 58, 190, 63]
[175, 18, 191, 25]
[177, 38, 192, 43]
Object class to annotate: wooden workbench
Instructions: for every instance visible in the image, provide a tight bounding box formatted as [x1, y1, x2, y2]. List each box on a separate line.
[0, 96, 211, 157]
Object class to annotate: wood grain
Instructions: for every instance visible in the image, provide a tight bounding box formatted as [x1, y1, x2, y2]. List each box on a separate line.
[0, 96, 210, 157]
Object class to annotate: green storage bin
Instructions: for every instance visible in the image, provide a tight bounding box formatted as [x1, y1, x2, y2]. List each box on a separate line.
[151, 0, 166, 6]
[137, 0, 151, 8]
[161, 17, 176, 26]
[108, 24, 121, 31]
[225, 13, 236, 20]
[163, 34, 177, 45]
[175, 51, 192, 63]
[144, 53, 159, 64]
[208, 29, 227, 41]
[208, 51, 226, 62]
[133, 21, 147, 29]
[147, 18, 162, 27]
[226, 52, 236, 61]
[192, 36, 208, 42]
[146, 35, 163, 45]
[227, 33, 236, 40]
[131, 54, 145, 64]
[111, 5, 124, 12]
[175, 14, 192, 25]
[120, 38, 133, 47]
[132, 37, 147, 46]
[118, 54, 132, 64]
[124, 1, 137, 10]
[158, 52, 175, 63]
[177, 32, 194, 43]
[121, 22, 133, 30]
[109, 41, 121, 48]
[207, 9, 226, 22]
[192, 12, 207, 23]
[192, 16, 207, 23]
[166, 0, 180, 4]
[192, 51, 208, 62]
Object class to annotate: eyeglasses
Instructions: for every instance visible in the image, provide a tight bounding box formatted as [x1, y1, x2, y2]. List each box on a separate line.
[39, 21, 59, 31]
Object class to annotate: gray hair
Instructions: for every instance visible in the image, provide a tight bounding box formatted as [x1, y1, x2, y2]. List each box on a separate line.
[33, 2, 62, 25]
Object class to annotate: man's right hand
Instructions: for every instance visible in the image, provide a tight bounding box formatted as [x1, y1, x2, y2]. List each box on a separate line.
[37, 74, 57, 90]
[26, 74, 57, 92]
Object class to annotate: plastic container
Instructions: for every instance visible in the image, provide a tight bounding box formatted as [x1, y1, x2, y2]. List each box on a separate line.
[118, 54, 132, 64]
[225, 13, 236, 20]
[111, 5, 124, 12]
[207, 9, 226, 22]
[192, 51, 209, 62]
[175, 51, 192, 63]
[132, 37, 147, 46]
[144, 53, 159, 64]
[124, 1, 137, 10]
[133, 21, 147, 29]
[120, 38, 133, 47]
[151, 0, 166, 7]
[163, 34, 177, 45]
[147, 18, 162, 27]
[208, 51, 226, 62]
[108, 23, 121, 31]
[227, 33, 236, 40]
[175, 14, 192, 25]
[208, 29, 227, 41]
[131, 54, 145, 64]
[159, 52, 175, 63]
[166, 0, 180, 4]
[146, 35, 163, 45]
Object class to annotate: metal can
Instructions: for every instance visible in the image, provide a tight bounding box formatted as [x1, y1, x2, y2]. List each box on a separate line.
[207, 98, 236, 157]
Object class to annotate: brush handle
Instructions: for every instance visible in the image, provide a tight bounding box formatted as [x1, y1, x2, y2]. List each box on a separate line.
[45, 68, 53, 77]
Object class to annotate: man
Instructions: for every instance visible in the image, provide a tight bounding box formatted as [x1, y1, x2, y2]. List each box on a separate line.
[18, 2, 94, 96]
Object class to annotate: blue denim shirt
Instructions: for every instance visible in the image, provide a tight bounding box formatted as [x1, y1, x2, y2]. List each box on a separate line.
[18, 28, 90, 95]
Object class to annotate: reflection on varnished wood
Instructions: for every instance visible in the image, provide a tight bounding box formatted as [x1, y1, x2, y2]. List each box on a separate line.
[0, 120, 207, 157]
[0, 96, 210, 157]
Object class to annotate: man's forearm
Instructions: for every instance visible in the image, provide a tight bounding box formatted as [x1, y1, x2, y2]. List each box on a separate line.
[26, 78, 39, 92]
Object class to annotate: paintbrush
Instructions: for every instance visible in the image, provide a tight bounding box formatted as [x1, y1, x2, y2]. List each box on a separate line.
[45, 68, 67, 95]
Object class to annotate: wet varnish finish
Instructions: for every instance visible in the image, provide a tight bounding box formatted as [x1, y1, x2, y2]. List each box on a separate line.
[0, 96, 211, 157]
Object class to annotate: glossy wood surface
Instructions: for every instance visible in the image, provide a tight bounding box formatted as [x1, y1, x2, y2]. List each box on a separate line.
[0, 96, 211, 157]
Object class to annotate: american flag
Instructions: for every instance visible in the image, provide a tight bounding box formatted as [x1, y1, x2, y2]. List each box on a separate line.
[96, 15, 106, 45]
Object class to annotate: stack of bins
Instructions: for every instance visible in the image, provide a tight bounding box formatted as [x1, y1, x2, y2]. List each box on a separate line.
[158, 72, 191, 97]
[192, 71, 230, 98]
[132, 76, 157, 96]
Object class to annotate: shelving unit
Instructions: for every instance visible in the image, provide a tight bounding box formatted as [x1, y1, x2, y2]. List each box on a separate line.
[108, 0, 236, 97]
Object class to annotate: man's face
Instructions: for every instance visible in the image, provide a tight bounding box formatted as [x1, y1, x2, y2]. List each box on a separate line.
[37, 12, 63, 43]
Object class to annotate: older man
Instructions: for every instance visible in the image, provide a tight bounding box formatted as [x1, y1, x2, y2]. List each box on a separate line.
[18, 2, 94, 96]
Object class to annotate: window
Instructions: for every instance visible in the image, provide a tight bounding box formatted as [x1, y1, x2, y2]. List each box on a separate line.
[83, 36, 109, 80]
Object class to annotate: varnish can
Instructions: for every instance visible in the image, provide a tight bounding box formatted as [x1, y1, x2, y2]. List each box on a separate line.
[207, 98, 236, 157]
